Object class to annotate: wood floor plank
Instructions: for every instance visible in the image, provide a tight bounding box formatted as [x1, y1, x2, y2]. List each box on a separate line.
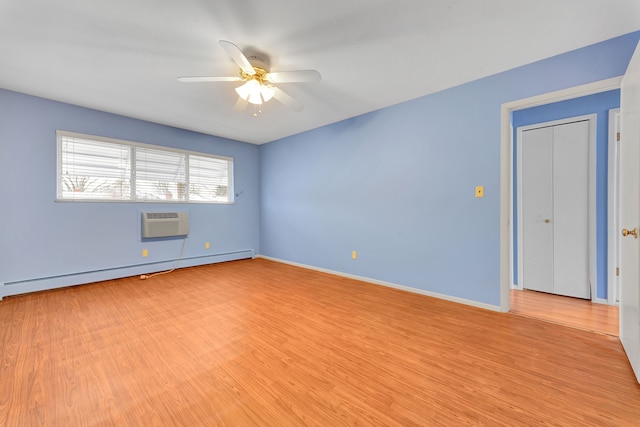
[511, 288, 619, 336]
[1, 258, 639, 426]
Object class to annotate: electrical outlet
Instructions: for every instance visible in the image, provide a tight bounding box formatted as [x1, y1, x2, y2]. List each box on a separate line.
[205, 242, 210, 249]
[142, 249, 149, 257]
[352, 250, 357, 260]
[475, 185, 484, 198]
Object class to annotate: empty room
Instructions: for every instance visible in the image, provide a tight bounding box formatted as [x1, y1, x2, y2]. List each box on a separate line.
[2, 1, 640, 425]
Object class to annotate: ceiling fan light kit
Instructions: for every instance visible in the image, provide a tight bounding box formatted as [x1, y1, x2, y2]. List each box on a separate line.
[179, 40, 321, 114]
[234, 66, 274, 105]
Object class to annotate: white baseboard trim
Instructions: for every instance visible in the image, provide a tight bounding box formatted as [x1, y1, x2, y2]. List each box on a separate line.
[3, 250, 254, 298]
[256, 255, 502, 312]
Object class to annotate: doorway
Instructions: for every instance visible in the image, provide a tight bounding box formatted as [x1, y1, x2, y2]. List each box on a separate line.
[500, 78, 623, 334]
[501, 78, 623, 312]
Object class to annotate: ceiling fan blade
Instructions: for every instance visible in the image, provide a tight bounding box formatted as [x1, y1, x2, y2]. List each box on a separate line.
[219, 40, 255, 76]
[266, 70, 321, 83]
[272, 87, 304, 112]
[178, 76, 242, 82]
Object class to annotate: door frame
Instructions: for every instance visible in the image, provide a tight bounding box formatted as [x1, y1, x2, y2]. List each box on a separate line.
[515, 114, 597, 300]
[608, 108, 621, 305]
[500, 76, 623, 312]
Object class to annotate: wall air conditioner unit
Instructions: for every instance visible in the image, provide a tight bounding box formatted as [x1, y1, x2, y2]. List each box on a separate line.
[141, 212, 189, 238]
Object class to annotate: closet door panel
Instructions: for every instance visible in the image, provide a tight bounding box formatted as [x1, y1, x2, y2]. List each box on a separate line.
[553, 120, 590, 299]
[521, 127, 554, 294]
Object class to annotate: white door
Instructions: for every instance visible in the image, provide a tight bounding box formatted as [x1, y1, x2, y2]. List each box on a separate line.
[519, 119, 591, 299]
[619, 41, 640, 383]
[552, 121, 590, 298]
[521, 126, 554, 294]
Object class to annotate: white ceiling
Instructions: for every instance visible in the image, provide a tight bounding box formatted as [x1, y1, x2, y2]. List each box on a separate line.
[1, 1, 639, 145]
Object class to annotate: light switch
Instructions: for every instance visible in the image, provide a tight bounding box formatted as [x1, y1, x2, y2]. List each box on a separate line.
[475, 186, 484, 198]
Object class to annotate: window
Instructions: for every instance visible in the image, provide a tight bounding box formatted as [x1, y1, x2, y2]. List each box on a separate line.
[57, 131, 233, 203]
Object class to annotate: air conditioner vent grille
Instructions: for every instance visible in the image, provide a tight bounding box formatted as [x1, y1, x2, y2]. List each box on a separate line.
[146, 212, 179, 220]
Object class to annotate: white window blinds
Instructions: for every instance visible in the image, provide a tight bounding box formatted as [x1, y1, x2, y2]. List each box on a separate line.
[189, 154, 230, 202]
[57, 131, 233, 203]
[59, 135, 132, 200]
[136, 147, 186, 201]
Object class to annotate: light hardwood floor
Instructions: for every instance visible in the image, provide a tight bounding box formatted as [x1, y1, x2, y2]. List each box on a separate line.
[1, 258, 639, 426]
[510, 289, 619, 336]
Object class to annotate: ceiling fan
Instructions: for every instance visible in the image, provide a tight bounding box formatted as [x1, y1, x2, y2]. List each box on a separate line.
[178, 40, 321, 114]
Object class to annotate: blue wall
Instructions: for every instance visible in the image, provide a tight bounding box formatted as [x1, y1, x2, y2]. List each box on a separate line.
[2, 31, 639, 307]
[0, 89, 260, 297]
[259, 31, 640, 308]
[512, 90, 620, 300]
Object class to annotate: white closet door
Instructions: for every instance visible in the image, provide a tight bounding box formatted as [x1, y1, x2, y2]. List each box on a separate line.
[521, 126, 554, 294]
[553, 121, 590, 298]
[520, 120, 590, 299]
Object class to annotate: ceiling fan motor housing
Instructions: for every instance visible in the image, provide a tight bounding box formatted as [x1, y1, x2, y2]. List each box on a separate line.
[247, 55, 269, 73]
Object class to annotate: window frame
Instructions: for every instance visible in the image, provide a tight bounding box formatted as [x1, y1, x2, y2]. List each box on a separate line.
[56, 130, 234, 204]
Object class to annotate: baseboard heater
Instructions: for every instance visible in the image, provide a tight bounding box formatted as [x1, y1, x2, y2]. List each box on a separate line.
[142, 212, 189, 238]
[3, 249, 254, 298]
